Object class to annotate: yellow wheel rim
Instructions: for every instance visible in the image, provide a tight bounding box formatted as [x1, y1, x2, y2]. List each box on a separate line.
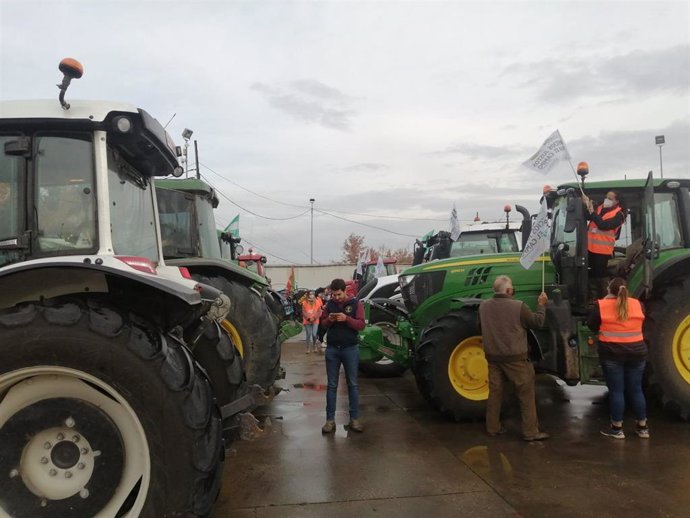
[448, 336, 489, 401]
[220, 319, 244, 359]
[672, 315, 690, 384]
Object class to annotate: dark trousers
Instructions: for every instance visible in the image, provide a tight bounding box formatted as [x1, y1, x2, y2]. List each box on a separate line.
[589, 252, 611, 299]
[486, 360, 539, 437]
[325, 344, 360, 421]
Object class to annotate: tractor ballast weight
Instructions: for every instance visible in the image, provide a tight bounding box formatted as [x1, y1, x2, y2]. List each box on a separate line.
[359, 175, 690, 421]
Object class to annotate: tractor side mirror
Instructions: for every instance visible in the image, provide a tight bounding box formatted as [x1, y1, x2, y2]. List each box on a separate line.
[4, 137, 31, 157]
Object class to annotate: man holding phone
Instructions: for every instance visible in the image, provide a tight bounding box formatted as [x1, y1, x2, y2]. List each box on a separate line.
[320, 278, 365, 433]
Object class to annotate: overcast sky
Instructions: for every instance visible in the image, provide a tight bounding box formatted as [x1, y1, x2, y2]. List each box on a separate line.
[2, 0, 689, 265]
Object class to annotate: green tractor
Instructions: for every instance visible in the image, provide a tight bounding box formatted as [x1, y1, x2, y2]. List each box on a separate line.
[360, 174, 690, 420]
[155, 178, 302, 403]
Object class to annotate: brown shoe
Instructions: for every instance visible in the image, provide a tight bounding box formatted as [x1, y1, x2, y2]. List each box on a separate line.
[523, 432, 550, 442]
[347, 419, 364, 432]
[487, 427, 507, 437]
[321, 421, 335, 434]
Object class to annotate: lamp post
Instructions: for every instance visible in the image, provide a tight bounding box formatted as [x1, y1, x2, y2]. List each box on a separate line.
[309, 198, 315, 264]
[655, 135, 665, 179]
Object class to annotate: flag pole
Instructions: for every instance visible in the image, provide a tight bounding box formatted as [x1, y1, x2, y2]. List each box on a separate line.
[567, 159, 586, 196]
[541, 254, 545, 292]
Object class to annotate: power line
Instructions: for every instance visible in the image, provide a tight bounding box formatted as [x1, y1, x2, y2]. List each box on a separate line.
[241, 237, 301, 265]
[200, 173, 311, 221]
[199, 161, 447, 222]
[315, 208, 419, 238]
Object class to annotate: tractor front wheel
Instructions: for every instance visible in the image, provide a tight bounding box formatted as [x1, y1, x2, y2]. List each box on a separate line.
[646, 277, 690, 420]
[0, 299, 223, 517]
[413, 310, 488, 421]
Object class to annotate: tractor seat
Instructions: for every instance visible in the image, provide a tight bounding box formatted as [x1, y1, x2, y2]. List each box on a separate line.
[607, 238, 644, 277]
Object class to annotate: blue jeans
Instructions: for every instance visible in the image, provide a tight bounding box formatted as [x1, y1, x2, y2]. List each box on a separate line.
[304, 323, 318, 346]
[325, 344, 360, 421]
[600, 358, 647, 423]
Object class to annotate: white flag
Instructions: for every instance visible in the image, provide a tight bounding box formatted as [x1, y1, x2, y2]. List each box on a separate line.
[520, 198, 550, 269]
[374, 255, 386, 278]
[522, 130, 571, 175]
[355, 251, 365, 277]
[450, 204, 461, 241]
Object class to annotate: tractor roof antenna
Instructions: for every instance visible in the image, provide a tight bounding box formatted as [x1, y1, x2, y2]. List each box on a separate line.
[57, 58, 84, 110]
[576, 161, 589, 191]
[504, 204, 511, 230]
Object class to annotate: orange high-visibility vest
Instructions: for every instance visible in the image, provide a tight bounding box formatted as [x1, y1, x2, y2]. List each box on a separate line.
[598, 297, 645, 343]
[587, 205, 623, 255]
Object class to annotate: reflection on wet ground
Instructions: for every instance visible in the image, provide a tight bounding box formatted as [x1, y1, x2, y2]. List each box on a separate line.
[217, 340, 690, 518]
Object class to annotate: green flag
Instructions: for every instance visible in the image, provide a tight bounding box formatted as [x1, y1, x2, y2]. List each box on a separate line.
[224, 215, 240, 238]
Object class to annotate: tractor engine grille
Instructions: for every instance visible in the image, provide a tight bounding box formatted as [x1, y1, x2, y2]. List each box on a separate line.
[464, 266, 493, 286]
[400, 271, 446, 313]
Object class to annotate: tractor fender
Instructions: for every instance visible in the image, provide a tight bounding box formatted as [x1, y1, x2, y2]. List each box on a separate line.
[0, 257, 206, 331]
[166, 257, 269, 293]
[640, 255, 690, 300]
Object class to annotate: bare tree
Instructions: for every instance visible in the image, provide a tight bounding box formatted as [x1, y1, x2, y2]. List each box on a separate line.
[390, 247, 414, 263]
[342, 233, 366, 263]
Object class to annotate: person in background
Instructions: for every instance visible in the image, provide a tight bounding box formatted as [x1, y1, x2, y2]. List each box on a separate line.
[588, 277, 649, 439]
[319, 278, 365, 433]
[479, 275, 550, 441]
[315, 287, 329, 347]
[301, 290, 323, 354]
[582, 189, 625, 300]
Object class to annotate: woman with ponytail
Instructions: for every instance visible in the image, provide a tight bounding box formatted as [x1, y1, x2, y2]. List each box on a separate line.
[588, 277, 649, 439]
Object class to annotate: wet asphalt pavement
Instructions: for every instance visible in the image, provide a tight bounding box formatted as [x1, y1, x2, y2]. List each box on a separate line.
[215, 338, 690, 518]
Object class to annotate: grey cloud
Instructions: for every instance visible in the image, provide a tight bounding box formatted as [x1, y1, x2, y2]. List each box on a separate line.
[290, 79, 351, 102]
[428, 142, 523, 160]
[505, 45, 690, 103]
[344, 162, 390, 172]
[251, 81, 356, 131]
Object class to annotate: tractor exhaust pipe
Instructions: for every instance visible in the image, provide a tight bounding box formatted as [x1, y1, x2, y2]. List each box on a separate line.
[515, 204, 531, 249]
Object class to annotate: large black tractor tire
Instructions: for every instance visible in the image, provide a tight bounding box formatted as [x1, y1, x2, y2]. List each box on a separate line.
[359, 300, 408, 378]
[192, 320, 246, 408]
[413, 310, 487, 421]
[195, 275, 280, 391]
[0, 299, 223, 518]
[645, 277, 690, 420]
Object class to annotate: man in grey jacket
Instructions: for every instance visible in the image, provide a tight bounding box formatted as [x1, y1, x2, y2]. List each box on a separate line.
[479, 275, 549, 441]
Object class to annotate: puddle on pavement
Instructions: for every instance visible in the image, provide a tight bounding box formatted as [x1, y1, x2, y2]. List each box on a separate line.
[293, 382, 327, 391]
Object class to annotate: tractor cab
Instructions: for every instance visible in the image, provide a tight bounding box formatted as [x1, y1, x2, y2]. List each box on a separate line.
[238, 249, 268, 277]
[155, 178, 222, 260]
[412, 205, 530, 265]
[547, 174, 690, 313]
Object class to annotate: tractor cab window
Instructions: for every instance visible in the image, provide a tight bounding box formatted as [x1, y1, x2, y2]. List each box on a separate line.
[156, 188, 196, 258]
[0, 136, 25, 246]
[35, 135, 96, 254]
[654, 192, 683, 249]
[550, 196, 577, 257]
[450, 232, 500, 256]
[107, 148, 159, 262]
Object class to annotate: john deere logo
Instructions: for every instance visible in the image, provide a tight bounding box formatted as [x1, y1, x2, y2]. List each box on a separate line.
[344, 305, 353, 315]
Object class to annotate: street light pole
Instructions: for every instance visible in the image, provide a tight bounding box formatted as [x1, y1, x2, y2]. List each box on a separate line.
[655, 135, 665, 178]
[309, 198, 315, 264]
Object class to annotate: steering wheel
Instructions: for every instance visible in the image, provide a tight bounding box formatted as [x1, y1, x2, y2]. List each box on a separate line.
[613, 246, 626, 258]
